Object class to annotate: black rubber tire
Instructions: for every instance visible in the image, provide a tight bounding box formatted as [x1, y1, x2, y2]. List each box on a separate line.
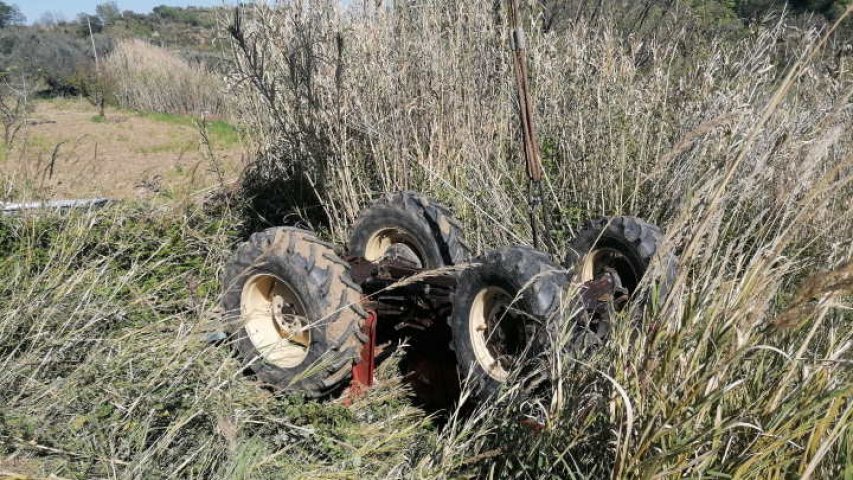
[348, 191, 470, 268]
[221, 227, 367, 397]
[563, 216, 677, 350]
[451, 246, 567, 400]
[565, 216, 676, 297]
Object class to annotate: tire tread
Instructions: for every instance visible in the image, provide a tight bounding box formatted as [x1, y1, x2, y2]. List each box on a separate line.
[222, 227, 365, 397]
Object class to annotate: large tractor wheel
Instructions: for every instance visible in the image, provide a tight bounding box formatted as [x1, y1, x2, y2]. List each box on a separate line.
[451, 246, 567, 399]
[348, 191, 470, 410]
[564, 216, 677, 347]
[348, 191, 470, 268]
[566, 216, 676, 299]
[221, 227, 367, 397]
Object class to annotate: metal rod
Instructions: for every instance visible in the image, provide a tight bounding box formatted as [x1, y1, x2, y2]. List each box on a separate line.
[1, 198, 111, 214]
[508, 0, 546, 248]
[508, 0, 543, 183]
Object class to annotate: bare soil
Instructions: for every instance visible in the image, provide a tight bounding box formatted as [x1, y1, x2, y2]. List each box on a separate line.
[1, 99, 245, 200]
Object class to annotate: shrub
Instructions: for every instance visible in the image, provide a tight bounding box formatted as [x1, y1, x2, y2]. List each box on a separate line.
[0, 29, 109, 96]
[104, 39, 230, 118]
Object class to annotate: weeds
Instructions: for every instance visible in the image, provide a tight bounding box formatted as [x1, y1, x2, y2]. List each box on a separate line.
[0, 75, 32, 148]
[0, 203, 435, 478]
[225, 1, 851, 478]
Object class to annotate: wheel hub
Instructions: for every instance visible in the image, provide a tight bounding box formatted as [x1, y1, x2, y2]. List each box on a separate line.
[364, 228, 425, 268]
[572, 248, 635, 349]
[580, 248, 632, 310]
[271, 295, 297, 332]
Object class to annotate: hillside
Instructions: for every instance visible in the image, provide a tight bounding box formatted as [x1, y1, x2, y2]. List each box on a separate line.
[0, 4, 240, 204]
[0, 4, 228, 100]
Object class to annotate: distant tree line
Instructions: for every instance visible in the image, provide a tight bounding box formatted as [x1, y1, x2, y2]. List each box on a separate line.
[541, 0, 851, 21]
[0, 1, 221, 100]
[533, 0, 852, 64]
[0, 1, 24, 28]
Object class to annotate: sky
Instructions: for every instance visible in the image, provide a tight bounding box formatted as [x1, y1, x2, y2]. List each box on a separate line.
[18, 1, 235, 24]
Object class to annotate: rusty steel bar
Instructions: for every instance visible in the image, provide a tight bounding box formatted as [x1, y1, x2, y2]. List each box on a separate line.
[508, 0, 550, 249]
[508, 0, 543, 183]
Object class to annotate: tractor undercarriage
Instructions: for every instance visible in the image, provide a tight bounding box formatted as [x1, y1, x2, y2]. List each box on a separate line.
[341, 245, 633, 411]
[219, 0, 675, 415]
[220, 193, 674, 413]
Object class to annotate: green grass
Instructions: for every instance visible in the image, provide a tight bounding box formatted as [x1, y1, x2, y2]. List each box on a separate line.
[204, 119, 241, 147]
[81, 107, 242, 149]
[135, 140, 195, 155]
[0, 203, 433, 478]
[22, 133, 53, 151]
[139, 111, 241, 148]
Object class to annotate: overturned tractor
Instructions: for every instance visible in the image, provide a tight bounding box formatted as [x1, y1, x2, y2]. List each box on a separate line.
[220, 0, 674, 411]
[220, 191, 673, 410]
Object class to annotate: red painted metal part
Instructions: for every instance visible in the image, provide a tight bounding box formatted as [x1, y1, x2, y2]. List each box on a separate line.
[346, 309, 377, 401]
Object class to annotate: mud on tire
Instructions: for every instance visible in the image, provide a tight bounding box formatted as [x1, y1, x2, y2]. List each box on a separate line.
[451, 246, 567, 400]
[221, 227, 367, 397]
[348, 191, 470, 268]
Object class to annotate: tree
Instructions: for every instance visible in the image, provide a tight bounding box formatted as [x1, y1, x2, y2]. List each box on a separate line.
[0, 73, 33, 146]
[0, 2, 24, 28]
[96, 2, 120, 26]
[37, 12, 61, 27]
[0, 29, 96, 96]
[735, 0, 853, 20]
[76, 13, 104, 37]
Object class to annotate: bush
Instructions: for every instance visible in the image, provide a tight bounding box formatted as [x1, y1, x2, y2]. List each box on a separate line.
[153, 5, 215, 28]
[104, 39, 230, 118]
[0, 28, 110, 96]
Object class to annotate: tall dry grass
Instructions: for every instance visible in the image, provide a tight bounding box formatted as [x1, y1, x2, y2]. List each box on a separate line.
[105, 39, 231, 118]
[0, 203, 431, 478]
[228, 1, 852, 477]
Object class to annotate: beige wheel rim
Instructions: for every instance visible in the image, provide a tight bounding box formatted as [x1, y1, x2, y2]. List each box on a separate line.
[241, 273, 311, 368]
[469, 286, 515, 381]
[364, 228, 423, 266]
[580, 247, 638, 290]
[580, 248, 609, 282]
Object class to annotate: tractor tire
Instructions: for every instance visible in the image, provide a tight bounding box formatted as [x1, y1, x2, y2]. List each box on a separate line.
[348, 191, 470, 268]
[563, 216, 677, 349]
[221, 227, 367, 397]
[450, 246, 567, 400]
[565, 216, 676, 297]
